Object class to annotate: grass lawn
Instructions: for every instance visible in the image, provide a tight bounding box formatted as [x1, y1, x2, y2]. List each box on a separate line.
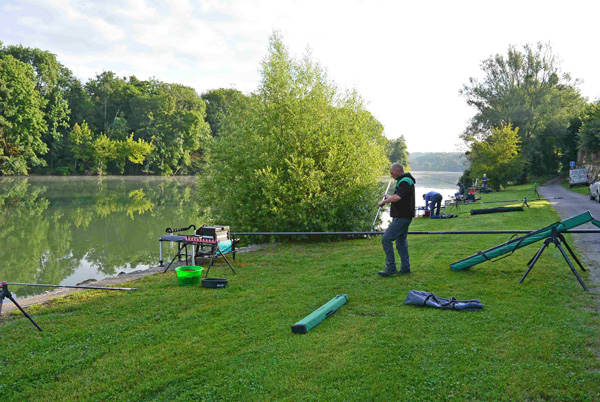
[561, 179, 590, 197]
[1, 185, 598, 401]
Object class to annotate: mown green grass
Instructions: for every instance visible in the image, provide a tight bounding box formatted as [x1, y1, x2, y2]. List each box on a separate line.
[1, 185, 598, 401]
[561, 179, 590, 196]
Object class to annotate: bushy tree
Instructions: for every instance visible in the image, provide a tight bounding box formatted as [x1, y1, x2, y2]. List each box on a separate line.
[466, 124, 526, 190]
[199, 33, 388, 231]
[112, 134, 154, 174]
[386, 135, 409, 167]
[68, 121, 94, 172]
[0, 55, 48, 174]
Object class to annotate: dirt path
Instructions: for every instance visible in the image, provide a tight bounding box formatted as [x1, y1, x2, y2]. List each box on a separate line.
[538, 179, 600, 290]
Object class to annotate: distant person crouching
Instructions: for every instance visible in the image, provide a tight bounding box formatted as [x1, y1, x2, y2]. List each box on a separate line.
[423, 191, 443, 218]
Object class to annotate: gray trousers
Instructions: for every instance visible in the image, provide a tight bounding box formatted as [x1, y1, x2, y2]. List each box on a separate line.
[382, 217, 412, 271]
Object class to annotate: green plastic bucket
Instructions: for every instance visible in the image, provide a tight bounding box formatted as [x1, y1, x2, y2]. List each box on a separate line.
[175, 266, 203, 286]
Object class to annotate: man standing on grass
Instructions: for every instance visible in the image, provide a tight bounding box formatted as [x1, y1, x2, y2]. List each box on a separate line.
[481, 174, 489, 192]
[377, 163, 416, 276]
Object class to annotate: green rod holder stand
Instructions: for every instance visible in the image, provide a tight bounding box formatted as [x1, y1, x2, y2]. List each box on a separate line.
[292, 294, 348, 334]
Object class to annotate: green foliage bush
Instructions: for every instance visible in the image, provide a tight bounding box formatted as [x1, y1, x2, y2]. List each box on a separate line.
[199, 33, 388, 232]
[579, 100, 600, 152]
[466, 123, 526, 190]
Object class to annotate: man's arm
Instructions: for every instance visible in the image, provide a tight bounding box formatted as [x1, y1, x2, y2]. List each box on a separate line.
[378, 194, 401, 206]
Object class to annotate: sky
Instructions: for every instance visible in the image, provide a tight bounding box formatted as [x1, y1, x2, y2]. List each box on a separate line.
[1, 0, 599, 152]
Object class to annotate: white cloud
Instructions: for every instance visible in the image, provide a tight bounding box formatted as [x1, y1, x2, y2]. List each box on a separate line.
[114, 0, 159, 21]
[46, 0, 126, 42]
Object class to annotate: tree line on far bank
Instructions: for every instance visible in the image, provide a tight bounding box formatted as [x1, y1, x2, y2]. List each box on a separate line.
[0, 40, 406, 177]
[408, 152, 467, 172]
[0, 41, 213, 176]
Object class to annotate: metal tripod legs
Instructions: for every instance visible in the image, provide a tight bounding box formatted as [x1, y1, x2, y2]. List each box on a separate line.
[0, 282, 43, 331]
[520, 235, 589, 291]
[204, 248, 236, 278]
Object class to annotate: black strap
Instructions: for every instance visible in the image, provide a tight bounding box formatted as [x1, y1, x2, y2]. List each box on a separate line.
[477, 251, 491, 261]
[423, 293, 457, 309]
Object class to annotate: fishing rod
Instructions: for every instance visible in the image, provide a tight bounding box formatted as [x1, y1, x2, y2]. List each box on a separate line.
[444, 196, 563, 209]
[372, 180, 393, 228]
[232, 229, 600, 236]
[474, 197, 562, 205]
[1, 282, 137, 332]
[3, 282, 138, 291]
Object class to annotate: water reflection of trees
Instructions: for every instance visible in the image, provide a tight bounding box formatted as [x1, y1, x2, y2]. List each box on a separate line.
[0, 177, 200, 297]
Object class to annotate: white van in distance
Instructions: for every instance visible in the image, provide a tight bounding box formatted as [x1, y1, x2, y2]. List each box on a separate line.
[569, 168, 589, 187]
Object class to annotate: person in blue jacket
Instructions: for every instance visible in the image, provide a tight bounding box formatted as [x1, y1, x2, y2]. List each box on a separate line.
[423, 191, 443, 218]
[481, 174, 489, 192]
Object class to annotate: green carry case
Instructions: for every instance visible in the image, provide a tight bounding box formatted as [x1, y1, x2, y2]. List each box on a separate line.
[292, 294, 348, 334]
[450, 211, 600, 271]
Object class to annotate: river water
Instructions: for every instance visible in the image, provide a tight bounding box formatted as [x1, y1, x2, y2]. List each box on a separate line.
[379, 171, 463, 227]
[0, 171, 462, 299]
[0, 176, 198, 299]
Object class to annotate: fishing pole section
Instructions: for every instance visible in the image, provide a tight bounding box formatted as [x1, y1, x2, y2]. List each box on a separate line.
[372, 180, 392, 228]
[0, 282, 137, 331]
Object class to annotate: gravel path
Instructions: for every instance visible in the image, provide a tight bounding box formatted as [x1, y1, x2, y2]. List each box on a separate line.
[538, 179, 600, 290]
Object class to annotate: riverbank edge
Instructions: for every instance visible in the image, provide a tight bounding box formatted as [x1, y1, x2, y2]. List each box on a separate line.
[2, 243, 279, 314]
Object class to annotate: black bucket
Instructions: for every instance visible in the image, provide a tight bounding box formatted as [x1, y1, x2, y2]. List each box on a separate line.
[201, 278, 228, 289]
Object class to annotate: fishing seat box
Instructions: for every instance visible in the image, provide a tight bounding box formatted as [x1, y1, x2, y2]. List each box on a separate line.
[192, 226, 236, 257]
[159, 225, 238, 266]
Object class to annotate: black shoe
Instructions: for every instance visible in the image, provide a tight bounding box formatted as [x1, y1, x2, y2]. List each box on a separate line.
[399, 269, 412, 274]
[378, 268, 398, 277]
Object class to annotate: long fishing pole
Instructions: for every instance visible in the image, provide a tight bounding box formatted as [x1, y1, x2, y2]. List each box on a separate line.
[4, 282, 137, 291]
[474, 197, 562, 205]
[444, 196, 563, 209]
[372, 180, 393, 228]
[232, 229, 600, 236]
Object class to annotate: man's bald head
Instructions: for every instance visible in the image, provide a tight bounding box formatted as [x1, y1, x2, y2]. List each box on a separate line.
[390, 163, 404, 179]
[391, 163, 404, 173]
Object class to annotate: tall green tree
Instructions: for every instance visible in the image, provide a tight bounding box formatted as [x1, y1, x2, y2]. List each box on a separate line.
[85, 71, 135, 137]
[199, 32, 388, 231]
[68, 121, 94, 173]
[137, 81, 211, 174]
[579, 100, 600, 153]
[460, 43, 587, 176]
[466, 124, 526, 190]
[0, 45, 74, 171]
[0, 55, 48, 174]
[201, 88, 247, 137]
[386, 135, 409, 167]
